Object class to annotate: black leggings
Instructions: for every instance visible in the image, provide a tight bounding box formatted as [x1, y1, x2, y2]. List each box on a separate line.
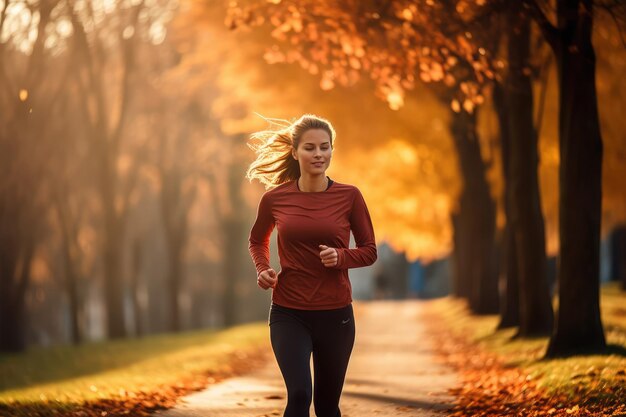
[269, 303, 355, 417]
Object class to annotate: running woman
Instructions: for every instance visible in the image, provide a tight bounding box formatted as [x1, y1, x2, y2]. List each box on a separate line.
[247, 114, 377, 417]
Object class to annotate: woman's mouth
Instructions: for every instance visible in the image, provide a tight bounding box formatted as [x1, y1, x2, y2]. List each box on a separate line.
[312, 162, 324, 167]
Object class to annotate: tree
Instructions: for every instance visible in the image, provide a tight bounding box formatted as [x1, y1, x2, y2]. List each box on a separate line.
[66, 0, 151, 338]
[493, 80, 521, 329]
[154, 101, 199, 332]
[0, 0, 62, 352]
[524, 0, 624, 356]
[501, 3, 554, 336]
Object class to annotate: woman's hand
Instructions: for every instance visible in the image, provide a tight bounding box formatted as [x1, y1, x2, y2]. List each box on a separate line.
[319, 244, 338, 268]
[257, 268, 277, 290]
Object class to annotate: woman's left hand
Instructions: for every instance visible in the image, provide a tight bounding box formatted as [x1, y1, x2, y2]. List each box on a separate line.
[319, 244, 338, 267]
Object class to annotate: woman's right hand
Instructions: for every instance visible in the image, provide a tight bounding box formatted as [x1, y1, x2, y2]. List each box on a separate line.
[257, 268, 277, 290]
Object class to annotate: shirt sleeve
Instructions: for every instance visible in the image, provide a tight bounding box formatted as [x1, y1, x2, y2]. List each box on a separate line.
[248, 191, 275, 276]
[334, 187, 377, 269]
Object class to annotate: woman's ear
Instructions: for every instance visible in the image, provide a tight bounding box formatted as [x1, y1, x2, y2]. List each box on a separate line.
[292, 149, 298, 160]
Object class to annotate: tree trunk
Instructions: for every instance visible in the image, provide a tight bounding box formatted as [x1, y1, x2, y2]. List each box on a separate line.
[166, 235, 184, 332]
[505, 6, 553, 337]
[130, 238, 144, 336]
[221, 158, 248, 327]
[545, 0, 606, 356]
[493, 81, 520, 329]
[0, 0, 54, 352]
[450, 109, 499, 314]
[450, 211, 469, 298]
[100, 166, 127, 339]
[0, 234, 34, 352]
[56, 198, 83, 345]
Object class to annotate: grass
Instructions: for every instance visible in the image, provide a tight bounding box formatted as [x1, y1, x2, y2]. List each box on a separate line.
[428, 281, 626, 402]
[0, 322, 269, 406]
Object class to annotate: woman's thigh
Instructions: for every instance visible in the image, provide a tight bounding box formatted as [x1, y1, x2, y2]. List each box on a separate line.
[269, 307, 314, 392]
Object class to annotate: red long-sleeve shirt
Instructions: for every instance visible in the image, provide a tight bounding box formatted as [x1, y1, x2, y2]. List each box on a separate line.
[248, 178, 377, 310]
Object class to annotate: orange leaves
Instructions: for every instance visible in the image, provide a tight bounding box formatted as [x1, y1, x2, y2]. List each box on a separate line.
[423, 307, 626, 417]
[348, 56, 361, 70]
[262, 46, 285, 64]
[401, 8, 414, 21]
[419, 60, 444, 83]
[225, 0, 498, 116]
[385, 89, 404, 111]
[319, 72, 335, 91]
[449, 81, 483, 114]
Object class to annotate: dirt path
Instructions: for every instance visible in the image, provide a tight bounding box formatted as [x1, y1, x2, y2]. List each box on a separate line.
[156, 300, 458, 417]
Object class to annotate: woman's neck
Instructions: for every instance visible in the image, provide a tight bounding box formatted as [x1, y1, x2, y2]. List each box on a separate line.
[298, 174, 328, 192]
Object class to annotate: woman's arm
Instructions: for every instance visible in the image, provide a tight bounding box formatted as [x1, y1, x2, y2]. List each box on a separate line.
[248, 192, 275, 276]
[334, 187, 377, 269]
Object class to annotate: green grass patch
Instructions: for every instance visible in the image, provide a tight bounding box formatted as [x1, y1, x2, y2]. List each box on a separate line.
[0, 322, 269, 405]
[429, 281, 626, 402]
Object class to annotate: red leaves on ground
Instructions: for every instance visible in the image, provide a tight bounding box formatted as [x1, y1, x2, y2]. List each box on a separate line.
[422, 310, 626, 417]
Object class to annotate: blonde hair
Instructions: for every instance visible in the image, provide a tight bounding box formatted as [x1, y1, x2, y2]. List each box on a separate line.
[246, 113, 336, 189]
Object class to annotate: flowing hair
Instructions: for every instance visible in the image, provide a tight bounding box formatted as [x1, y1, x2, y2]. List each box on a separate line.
[245, 113, 336, 189]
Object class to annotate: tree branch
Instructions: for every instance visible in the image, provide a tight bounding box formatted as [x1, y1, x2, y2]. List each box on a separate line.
[111, 1, 144, 150]
[523, 0, 559, 50]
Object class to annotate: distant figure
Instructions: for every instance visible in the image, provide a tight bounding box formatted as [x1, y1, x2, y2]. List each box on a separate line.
[374, 271, 391, 299]
[247, 114, 377, 417]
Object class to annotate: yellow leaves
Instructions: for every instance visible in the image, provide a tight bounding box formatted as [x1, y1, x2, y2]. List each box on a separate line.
[348, 56, 361, 70]
[337, 135, 459, 262]
[444, 73, 456, 87]
[451, 99, 461, 113]
[270, 25, 288, 41]
[419, 60, 444, 83]
[401, 8, 413, 21]
[341, 37, 354, 55]
[386, 90, 404, 111]
[19, 89, 28, 101]
[430, 62, 444, 81]
[462, 99, 475, 113]
[291, 18, 302, 33]
[262, 47, 285, 64]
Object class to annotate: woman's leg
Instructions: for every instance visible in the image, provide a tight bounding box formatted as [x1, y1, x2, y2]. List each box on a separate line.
[311, 305, 355, 417]
[270, 306, 314, 417]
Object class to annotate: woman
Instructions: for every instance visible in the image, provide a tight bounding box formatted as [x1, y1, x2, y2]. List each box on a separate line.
[247, 114, 377, 417]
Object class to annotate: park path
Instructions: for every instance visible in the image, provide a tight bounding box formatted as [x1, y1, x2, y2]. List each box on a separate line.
[155, 300, 459, 417]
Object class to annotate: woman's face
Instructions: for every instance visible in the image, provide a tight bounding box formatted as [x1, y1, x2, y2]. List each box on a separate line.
[292, 129, 332, 176]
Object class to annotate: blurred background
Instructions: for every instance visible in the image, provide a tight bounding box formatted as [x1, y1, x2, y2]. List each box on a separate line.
[1, 0, 624, 352]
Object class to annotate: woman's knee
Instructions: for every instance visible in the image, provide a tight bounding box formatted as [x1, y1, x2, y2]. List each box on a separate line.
[287, 386, 312, 409]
